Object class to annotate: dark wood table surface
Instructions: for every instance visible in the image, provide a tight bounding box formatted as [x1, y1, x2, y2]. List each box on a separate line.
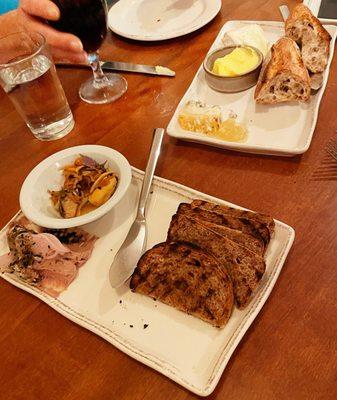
[1, 1, 336, 399]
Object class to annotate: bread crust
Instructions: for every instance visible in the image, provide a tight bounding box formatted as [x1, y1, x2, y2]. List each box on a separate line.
[254, 37, 310, 104]
[285, 4, 331, 47]
[190, 200, 275, 246]
[178, 203, 265, 256]
[285, 4, 331, 73]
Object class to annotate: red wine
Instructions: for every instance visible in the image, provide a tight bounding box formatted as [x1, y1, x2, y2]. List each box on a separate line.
[50, 0, 107, 53]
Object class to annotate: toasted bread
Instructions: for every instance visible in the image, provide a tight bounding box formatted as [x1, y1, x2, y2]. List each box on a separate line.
[190, 200, 274, 248]
[178, 203, 265, 256]
[167, 214, 266, 309]
[130, 242, 234, 327]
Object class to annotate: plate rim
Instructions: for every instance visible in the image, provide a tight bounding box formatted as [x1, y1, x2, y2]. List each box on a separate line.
[0, 167, 295, 396]
[108, 0, 222, 41]
[166, 20, 337, 156]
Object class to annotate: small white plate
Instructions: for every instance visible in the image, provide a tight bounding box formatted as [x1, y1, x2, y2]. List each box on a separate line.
[304, 0, 337, 25]
[108, 0, 221, 41]
[167, 20, 337, 156]
[1, 168, 295, 396]
[19, 145, 132, 229]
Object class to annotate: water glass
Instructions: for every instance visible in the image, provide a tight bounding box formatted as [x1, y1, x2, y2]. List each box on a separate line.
[0, 31, 74, 141]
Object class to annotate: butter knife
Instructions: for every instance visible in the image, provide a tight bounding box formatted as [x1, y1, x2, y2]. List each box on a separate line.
[56, 61, 175, 77]
[109, 128, 165, 288]
[279, 5, 290, 20]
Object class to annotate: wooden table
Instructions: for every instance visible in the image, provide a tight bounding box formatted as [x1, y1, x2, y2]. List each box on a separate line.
[1, 1, 336, 399]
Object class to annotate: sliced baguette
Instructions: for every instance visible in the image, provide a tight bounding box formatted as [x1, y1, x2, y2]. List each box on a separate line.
[254, 37, 311, 104]
[285, 4, 331, 73]
[167, 214, 266, 309]
[130, 242, 234, 327]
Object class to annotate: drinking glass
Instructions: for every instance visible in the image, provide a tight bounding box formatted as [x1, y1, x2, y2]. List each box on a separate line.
[50, 0, 127, 104]
[0, 31, 74, 141]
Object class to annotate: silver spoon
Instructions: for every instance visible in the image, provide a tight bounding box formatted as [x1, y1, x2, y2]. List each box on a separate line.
[109, 128, 165, 288]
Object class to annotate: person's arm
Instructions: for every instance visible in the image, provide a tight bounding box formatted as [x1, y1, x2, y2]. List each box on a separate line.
[0, 0, 87, 63]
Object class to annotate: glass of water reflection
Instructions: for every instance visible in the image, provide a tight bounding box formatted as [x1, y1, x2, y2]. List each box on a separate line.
[0, 31, 74, 141]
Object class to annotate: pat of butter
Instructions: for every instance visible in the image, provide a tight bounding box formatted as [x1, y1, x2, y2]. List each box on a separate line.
[212, 47, 259, 77]
[222, 24, 269, 58]
[155, 66, 175, 76]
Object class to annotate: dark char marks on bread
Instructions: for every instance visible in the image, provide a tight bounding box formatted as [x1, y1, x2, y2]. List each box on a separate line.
[130, 242, 234, 327]
[178, 203, 265, 256]
[190, 200, 275, 248]
[167, 213, 266, 309]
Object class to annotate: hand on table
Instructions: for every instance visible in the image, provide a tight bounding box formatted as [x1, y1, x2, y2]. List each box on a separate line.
[17, 0, 87, 63]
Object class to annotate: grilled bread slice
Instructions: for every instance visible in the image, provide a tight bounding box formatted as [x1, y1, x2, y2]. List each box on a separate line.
[167, 214, 266, 309]
[254, 37, 311, 104]
[285, 4, 331, 73]
[178, 203, 264, 256]
[130, 242, 234, 327]
[190, 200, 274, 248]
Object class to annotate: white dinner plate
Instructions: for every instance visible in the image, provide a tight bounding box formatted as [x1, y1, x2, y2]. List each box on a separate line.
[304, 0, 337, 25]
[167, 20, 337, 156]
[0, 168, 295, 396]
[108, 0, 222, 41]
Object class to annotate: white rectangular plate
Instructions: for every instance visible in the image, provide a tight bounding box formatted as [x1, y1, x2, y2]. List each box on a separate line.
[304, 0, 337, 25]
[0, 168, 295, 396]
[167, 20, 337, 156]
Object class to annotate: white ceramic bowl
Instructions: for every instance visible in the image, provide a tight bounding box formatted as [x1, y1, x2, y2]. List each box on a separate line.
[20, 145, 132, 229]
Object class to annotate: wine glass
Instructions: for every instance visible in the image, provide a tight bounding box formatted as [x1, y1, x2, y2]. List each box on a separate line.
[50, 0, 127, 104]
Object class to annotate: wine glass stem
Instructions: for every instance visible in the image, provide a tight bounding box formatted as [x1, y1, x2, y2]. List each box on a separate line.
[88, 52, 108, 87]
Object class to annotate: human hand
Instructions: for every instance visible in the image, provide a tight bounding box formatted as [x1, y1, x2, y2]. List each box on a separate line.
[17, 0, 87, 63]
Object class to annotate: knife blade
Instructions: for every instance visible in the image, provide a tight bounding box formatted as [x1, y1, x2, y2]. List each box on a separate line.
[109, 128, 165, 288]
[279, 5, 290, 21]
[56, 60, 175, 77]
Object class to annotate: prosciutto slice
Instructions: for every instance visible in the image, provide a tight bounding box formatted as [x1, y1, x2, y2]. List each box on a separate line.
[0, 215, 96, 297]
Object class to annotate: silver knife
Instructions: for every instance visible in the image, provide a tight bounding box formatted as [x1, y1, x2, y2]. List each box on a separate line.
[109, 128, 165, 288]
[56, 61, 175, 77]
[279, 5, 290, 21]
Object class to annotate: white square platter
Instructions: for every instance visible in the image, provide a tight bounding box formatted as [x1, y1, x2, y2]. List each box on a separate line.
[167, 20, 337, 156]
[0, 168, 295, 396]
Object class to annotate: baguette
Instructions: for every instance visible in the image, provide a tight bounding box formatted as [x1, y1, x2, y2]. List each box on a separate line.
[285, 4, 331, 73]
[254, 37, 311, 104]
[130, 242, 234, 327]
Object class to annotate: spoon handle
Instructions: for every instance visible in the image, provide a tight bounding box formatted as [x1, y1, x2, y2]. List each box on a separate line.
[137, 128, 165, 220]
